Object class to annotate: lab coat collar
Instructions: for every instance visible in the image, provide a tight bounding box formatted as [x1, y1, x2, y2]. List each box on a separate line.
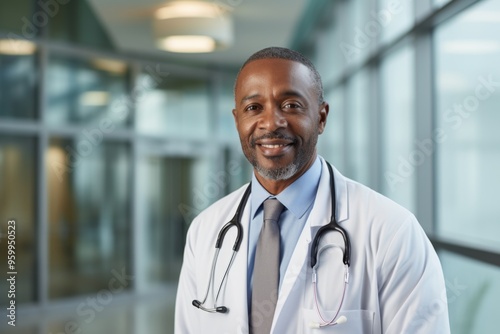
[308, 156, 349, 227]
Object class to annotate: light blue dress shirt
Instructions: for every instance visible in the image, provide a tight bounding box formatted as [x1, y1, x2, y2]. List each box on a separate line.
[247, 156, 322, 304]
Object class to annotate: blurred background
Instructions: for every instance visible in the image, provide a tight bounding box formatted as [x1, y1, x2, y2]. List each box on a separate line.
[0, 0, 499, 333]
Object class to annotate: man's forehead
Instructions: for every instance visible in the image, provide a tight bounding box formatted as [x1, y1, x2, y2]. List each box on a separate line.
[236, 58, 313, 87]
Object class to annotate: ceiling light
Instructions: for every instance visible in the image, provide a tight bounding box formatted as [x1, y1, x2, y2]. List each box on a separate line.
[155, 1, 223, 19]
[157, 35, 216, 53]
[153, 1, 233, 53]
[79, 91, 110, 107]
[0, 39, 36, 55]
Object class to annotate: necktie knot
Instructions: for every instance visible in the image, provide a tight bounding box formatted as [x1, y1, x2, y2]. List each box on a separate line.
[263, 198, 284, 223]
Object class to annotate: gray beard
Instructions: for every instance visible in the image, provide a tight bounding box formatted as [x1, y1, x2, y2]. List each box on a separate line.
[254, 162, 299, 181]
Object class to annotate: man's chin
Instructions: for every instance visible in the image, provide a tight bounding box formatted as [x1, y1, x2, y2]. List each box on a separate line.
[254, 163, 298, 181]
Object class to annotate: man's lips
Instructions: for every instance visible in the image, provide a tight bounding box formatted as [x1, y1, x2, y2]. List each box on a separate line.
[255, 139, 294, 156]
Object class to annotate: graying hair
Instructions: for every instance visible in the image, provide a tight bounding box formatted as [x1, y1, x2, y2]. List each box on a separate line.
[234, 46, 324, 104]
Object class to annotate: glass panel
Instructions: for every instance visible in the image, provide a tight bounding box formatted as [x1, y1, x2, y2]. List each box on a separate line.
[217, 77, 239, 144]
[47, 139, 131, 299]
[380, 43, 416, 211]
[136, 74, 210, 139]
[0, 0, 35, 36]
[315, 0, 346, 84]
[0, 50, 37, 119]
[434, 0, 500, 252]
[47, 0, 114, 50]
[345, 69, 371, 186]
[340, 0, 377, 64]
[46, 54, 130, 127]
[0, 136, 36, 305]
[136, 156, 191, 288]
[342, 0, 373, 66]
[318, 86, 345, 172]
[439, 250, 500, 334]
[379, 0, 413, 44]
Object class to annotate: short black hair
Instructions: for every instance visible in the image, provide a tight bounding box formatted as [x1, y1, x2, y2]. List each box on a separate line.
[235, 46, 324, 104]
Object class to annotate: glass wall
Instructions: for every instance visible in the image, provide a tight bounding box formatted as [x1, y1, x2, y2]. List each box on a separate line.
[0, 51, 37, 119]
[380, 43, 416, 211]
[434, 0, 500, 252]
[46, 55, 130, 127]
[47, 139, 132, 299]
[0, 3, 246, 333]
[0, 136, 36, 305]
[310, 0, 500, 332]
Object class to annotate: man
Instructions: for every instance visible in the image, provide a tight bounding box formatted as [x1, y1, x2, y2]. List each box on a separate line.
[175, 47, 450, 333]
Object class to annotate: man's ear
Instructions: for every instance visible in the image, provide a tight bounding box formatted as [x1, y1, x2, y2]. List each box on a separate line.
[232, 108, 238, 126]
[318, 102, 329, 134]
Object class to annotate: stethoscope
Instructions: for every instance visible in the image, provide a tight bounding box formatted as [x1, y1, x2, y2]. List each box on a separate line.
[192, 161, 351, 328]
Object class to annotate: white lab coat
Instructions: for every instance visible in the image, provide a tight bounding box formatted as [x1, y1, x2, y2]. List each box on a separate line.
[175, 157, 450, 333]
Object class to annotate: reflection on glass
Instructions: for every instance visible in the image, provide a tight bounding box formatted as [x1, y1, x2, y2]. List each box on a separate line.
[137, 157, 191, 288]
[346, 69, 372, 186]
[318, 87, 345, 172]
[46, 55, 130, 127]
[0, 136, 36, 306]
[435, 0, 500, 252]
[0, 51, 37, 119]
[47, 138, 131, 299]
[136, 74, 210, 139]
[439, 250, 500, 334]
[380, 44, 415, 211]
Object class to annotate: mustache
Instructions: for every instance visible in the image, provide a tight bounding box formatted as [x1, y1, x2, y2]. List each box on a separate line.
[250, 132, 297, 147]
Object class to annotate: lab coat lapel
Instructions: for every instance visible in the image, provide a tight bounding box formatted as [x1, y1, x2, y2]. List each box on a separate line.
[229, 196, 251, 332]
[272, 158, 348, 331]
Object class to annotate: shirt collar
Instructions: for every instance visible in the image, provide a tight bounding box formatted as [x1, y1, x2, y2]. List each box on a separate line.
[250, 156, 322, 219]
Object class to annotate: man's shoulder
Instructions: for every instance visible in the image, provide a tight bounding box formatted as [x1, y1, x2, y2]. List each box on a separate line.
[340, 174, 417, 229]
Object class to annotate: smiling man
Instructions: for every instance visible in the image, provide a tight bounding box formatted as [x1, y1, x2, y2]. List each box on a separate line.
[175, 47, 450, 334]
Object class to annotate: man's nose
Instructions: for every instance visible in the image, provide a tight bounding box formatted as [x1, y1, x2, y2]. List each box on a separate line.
[258, 107, 287, 131]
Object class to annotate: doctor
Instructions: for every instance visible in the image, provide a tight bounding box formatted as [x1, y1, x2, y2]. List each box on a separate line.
[175, 47, 450, 333]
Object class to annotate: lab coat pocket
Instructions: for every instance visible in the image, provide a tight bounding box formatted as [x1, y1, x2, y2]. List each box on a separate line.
[302, 308, 375, 333]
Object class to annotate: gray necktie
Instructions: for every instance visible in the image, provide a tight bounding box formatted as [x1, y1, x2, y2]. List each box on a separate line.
[250, 198, 285, 334]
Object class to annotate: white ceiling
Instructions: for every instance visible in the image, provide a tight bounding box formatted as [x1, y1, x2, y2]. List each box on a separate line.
[87, 0, 308, 68]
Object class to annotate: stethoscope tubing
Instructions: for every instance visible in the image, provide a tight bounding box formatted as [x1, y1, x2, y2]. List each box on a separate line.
[192, 161, 351, 319]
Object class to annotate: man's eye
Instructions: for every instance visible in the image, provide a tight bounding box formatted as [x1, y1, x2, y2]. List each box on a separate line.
[245, 105, 260, 111]
[283, 103, 301, 109]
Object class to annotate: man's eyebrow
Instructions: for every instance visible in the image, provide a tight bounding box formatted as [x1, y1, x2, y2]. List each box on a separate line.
[281, 90, 306, 100]
[240, 91, 306, 105]
[240, 94, 261, 105]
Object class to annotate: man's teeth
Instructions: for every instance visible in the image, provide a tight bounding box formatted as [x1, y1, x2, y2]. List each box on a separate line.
[261, 144, 286, 148]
